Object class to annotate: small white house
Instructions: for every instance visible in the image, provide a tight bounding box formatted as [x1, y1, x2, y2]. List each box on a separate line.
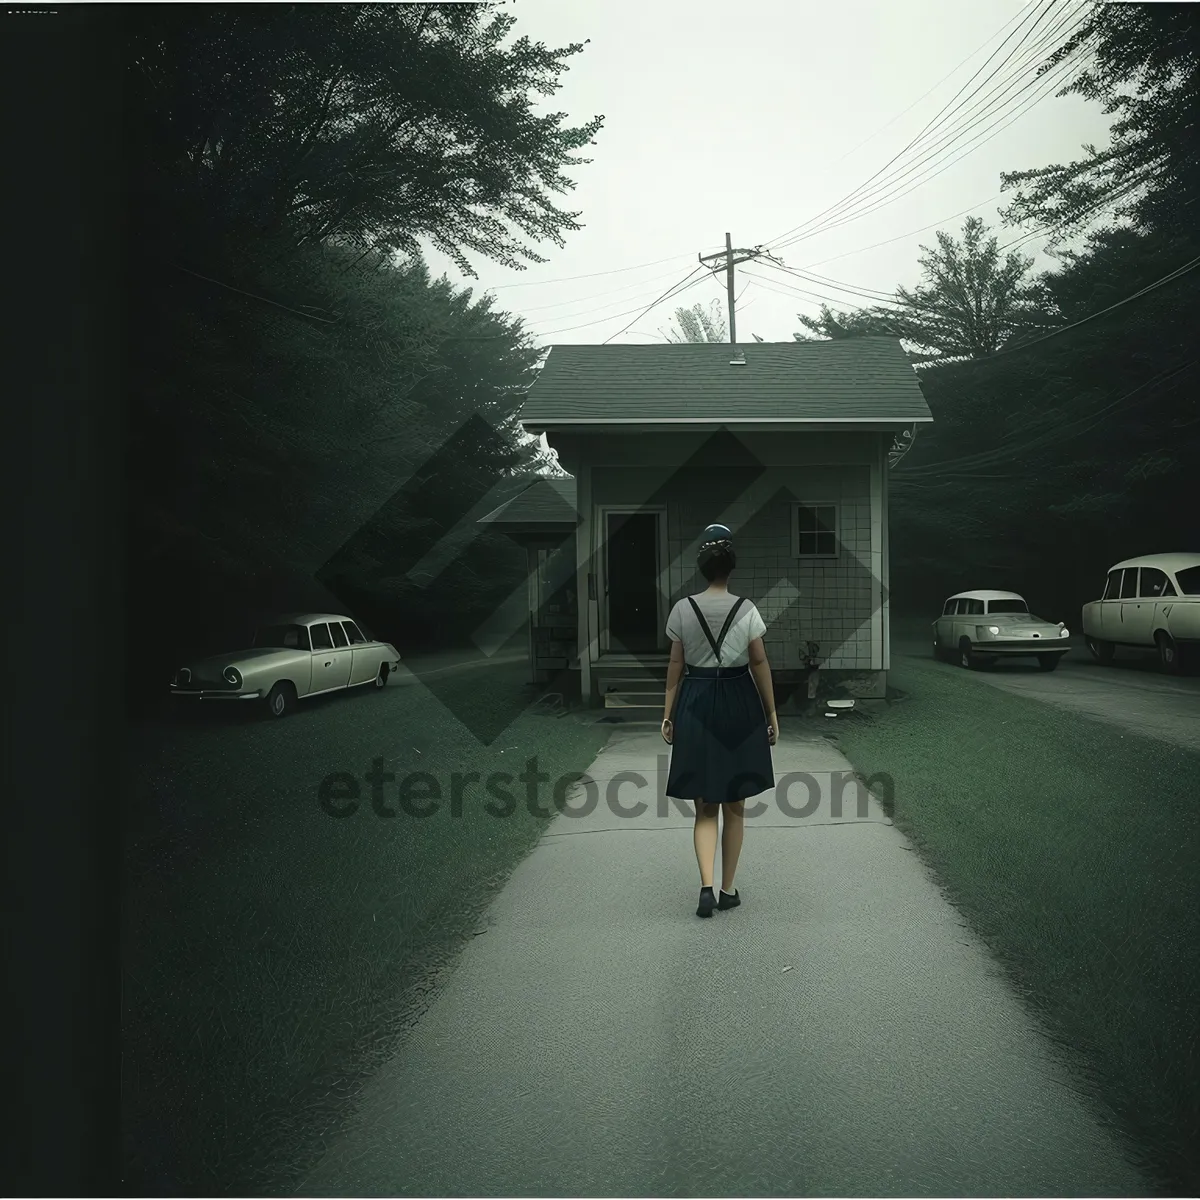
[478, 338, 932, 708]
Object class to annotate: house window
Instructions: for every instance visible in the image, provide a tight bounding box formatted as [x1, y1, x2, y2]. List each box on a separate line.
[793, 503, 838, 557]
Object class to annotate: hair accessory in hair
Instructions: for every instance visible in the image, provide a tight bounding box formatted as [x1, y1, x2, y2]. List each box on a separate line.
[699, 523, 734, 549]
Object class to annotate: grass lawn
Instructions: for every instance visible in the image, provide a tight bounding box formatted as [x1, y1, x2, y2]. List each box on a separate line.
[122, 660, 611, 1196]
[832, 652, 1200, 1197]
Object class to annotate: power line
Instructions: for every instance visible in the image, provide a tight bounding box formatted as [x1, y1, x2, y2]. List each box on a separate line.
[515, 267, 723, 328]
[893, 358, 1197, 478]
[523, 268, 707, 338]
[830, 4, 1032, 168]
[764, 0, 1067, 251]
[599, 267, 710, 344]
[769, 5, 1094, 253]
[963, 252, 1200, 362]
[512, 263, 714, 313]
[484, 253, 702, 289]
[798, 193, 1005, 270]
[745, 246, 1200, 370]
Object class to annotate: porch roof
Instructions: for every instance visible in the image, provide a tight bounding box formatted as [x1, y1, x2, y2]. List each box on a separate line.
[477, 474, 578, 527]
[518, 337, 933, 431]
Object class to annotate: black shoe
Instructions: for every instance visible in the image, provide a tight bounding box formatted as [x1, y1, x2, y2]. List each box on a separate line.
[717, 888, 741, 910]
[696, 888, 716, 918]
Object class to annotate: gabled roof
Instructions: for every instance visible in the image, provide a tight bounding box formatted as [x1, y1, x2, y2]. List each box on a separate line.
[518, 338, 933, 430]
[477, 474, 578, 527]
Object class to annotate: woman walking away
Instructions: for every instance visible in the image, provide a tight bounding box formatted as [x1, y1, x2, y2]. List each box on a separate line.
[661, 524, 778, 918]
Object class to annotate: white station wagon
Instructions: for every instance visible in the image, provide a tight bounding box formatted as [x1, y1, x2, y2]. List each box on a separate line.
[1081, 552, 1200, 673]
[933, 589, 1071, 671]
[169, 613, 402, 717]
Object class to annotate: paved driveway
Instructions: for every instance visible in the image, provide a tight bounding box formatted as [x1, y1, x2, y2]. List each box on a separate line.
[296, 726, 1148, 1197]
[891, 618, 1200, 753]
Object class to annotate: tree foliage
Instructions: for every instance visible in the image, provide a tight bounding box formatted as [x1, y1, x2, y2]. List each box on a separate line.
[792, 217, 1044, 361]
[659, 299, 728, 342]
[999, 3, 1200, 240]
[123, 4, 604, 699]
[127, 3, 605, 274]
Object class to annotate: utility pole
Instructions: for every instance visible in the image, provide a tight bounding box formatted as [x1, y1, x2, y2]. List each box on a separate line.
[698, 233, 766, 347]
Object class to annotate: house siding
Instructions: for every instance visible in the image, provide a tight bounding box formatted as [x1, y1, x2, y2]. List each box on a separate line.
[588, 432, 884, 676]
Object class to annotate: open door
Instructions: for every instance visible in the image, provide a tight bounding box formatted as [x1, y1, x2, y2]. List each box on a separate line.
[602, 510, 662, 654]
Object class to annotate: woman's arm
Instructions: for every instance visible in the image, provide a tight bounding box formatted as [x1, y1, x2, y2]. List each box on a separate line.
[663, 639, 685, 721]
[748, 637, 778, 727]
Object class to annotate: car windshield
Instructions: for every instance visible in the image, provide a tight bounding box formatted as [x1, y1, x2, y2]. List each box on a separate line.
[253, 624, 310, 650]
[987, 599, 1028, 614]
[1174, 566, 1200, 596]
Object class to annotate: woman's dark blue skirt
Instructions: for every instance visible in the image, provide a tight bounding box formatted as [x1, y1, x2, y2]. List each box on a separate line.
[665, 665, 775, 802]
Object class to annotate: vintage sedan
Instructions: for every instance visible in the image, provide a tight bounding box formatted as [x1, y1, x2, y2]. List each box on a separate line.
[933, 590, 1071, 671]
[1081, 552, 1200, 674]
[169, 613, 402, 717]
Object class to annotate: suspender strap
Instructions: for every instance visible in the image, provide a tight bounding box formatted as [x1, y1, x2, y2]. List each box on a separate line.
[686, 596, 747, 665]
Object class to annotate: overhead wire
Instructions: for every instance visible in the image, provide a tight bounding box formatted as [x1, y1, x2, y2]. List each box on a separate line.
[892, 358, 1197, 478]
[763, 0, 1070, 251]
[598, 266, 711, 344]
[830, 4, 1032, 167]
[768, 4, 1095, 253]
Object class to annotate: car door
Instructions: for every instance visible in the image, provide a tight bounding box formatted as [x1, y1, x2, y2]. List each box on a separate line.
[342, 620, 381, 685]
[1127, 567, 1171, 644]
[308, 622, 352, 692]
[1098, 569, 1124, 639]
[945, 600, 964, 648]
[935, 598, 955, 646]
[325, 620, 355, 688]
[1114, 567, 1142, 643]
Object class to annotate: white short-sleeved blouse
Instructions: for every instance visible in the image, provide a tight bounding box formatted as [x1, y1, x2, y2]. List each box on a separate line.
[665, 592, 767, 668]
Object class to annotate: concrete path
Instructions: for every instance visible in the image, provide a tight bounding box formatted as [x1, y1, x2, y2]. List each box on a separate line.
[296, 725, 1149, 1198]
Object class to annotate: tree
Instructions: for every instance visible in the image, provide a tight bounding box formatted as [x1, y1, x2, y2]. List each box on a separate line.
[791, 217, 1044, 361]
[999, 4, 1200, 241]
[126, 3, 605, 275]
[659, 299, 728, 343]
[793, 304, 903, 342]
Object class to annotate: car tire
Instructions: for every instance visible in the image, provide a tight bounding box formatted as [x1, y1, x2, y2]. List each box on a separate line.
[264, 682, 296, 717]
[958, 639, 977, 670]
[1156, 632, 1183, 675]
[1037, 653, 1062, 672]
[374, 663, 390, 689]
[1085, 636, 1115, 664]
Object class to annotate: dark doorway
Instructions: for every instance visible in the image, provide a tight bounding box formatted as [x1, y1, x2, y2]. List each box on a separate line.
[605, 511, 660, 653]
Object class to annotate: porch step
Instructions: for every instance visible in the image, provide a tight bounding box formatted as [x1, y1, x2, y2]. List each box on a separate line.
[603, 691, 663, 709]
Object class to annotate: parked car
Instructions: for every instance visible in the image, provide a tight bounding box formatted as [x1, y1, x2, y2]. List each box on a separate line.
[1080, 552, 1200, 674]
[169, 613, 402, 717]
[933, 590, 1071, 671]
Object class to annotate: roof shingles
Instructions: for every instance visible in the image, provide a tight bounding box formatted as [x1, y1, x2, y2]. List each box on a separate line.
[519, 337, 932, 425]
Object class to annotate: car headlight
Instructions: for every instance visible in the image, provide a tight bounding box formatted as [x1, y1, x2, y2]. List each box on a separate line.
[223, 666, 242, 686]
[1060, 627, 1069, 638]
[174, 668, 191, 685]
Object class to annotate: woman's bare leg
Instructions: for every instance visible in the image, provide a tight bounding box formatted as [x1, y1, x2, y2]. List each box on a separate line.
[721, 799, 745, 892]
[693, 799, 720, 887]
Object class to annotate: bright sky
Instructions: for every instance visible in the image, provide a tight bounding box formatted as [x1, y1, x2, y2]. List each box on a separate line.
[418, 0, 1115, 348]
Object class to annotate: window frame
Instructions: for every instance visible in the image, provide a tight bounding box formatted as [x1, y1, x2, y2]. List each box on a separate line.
[791, 501, 840, 559]
[1137, 567, 1174, 598]
[308, 622, 334, 651]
